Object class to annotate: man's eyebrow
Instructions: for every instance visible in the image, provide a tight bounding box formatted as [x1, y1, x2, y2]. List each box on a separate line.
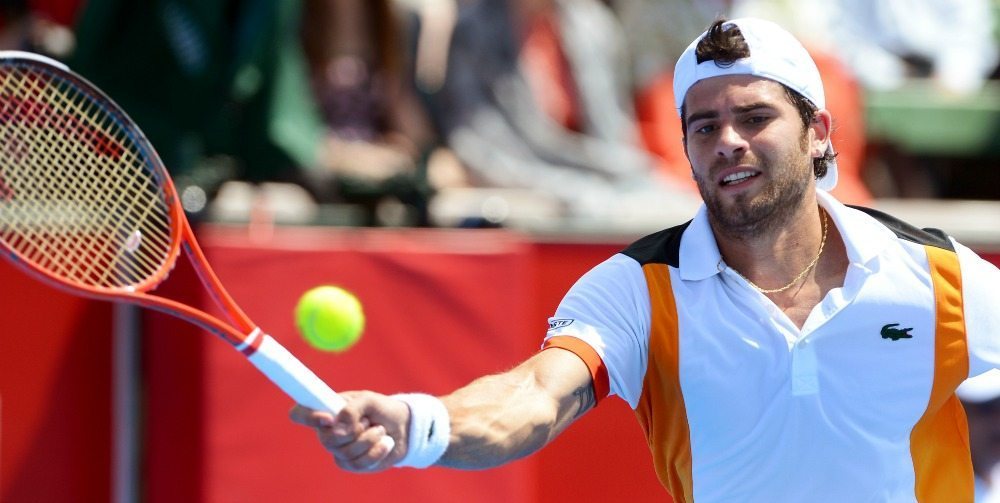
[686, 102, 776, 125]
[732, 102, 775, 114]
[686, 110, 719, 125]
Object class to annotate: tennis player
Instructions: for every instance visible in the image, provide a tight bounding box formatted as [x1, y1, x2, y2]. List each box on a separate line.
[291, 18, 1000, 501]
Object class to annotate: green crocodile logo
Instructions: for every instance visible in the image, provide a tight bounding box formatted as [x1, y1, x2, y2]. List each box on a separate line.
[881, 323, 914, 341]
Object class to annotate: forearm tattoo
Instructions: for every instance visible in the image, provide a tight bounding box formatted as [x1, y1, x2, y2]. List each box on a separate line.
[572, 385, 595, 419]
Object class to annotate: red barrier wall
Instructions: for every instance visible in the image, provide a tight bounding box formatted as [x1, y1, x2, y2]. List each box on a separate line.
[154, 228, 542, 503]
[138, 227, 663, 502]
[2, 225, 998, 502]
[0, 259, 113, 502]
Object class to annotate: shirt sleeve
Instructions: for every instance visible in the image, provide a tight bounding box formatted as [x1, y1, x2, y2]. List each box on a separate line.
[955, 240, 1000, 377]
[542, 253, 650, 409]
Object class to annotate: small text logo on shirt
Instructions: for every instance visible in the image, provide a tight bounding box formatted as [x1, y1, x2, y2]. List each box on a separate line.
[548, 319, 574, 331]
[880, 323, 914, 341]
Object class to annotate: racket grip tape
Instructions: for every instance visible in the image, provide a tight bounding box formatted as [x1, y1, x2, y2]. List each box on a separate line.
[246, 334, 348, 413]
[246, 334, 398, 455]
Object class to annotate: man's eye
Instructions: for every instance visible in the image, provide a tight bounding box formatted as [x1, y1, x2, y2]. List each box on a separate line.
[694, 124, 715, 134]
[746, 116, 769, 124]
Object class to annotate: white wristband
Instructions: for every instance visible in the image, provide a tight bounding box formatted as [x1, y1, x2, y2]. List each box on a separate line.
[392, 393, 450, 468]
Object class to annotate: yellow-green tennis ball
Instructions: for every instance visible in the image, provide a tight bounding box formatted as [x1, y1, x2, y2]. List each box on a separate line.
[295, 286, 365, 352]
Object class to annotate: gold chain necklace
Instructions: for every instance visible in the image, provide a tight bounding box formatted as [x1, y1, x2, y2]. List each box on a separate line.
[719, 210, 828, 294]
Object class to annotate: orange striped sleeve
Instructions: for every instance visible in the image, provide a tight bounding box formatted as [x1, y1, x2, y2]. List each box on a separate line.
[542, 335, 610, 402]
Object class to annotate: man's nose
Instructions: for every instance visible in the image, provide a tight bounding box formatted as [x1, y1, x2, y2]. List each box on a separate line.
[716, 124, 748, 159]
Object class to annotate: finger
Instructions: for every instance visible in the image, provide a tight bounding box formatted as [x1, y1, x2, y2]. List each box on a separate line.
[335, 426, 395, 472]
[288, 405, 313, 425]
[358, 434, 396, 472]
[325, 407, 369, 442]
[289, 406, 334, 428]
[321, 426, 360, 450]
[329, 424, 385, 462]
[339, 391, 409, 441]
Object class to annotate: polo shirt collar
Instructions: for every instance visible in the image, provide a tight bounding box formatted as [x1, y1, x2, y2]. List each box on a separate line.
[816, 190, 892, 267]
[678, 204, 723, 281]
[677, 190, 892, 282]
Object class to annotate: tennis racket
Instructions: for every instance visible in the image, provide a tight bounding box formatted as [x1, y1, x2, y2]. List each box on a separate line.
[0, 51, 394, 452]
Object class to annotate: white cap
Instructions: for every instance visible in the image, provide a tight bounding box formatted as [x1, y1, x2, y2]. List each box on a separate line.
[957, 370, 1000, 404]
[673, 18, 837, 191]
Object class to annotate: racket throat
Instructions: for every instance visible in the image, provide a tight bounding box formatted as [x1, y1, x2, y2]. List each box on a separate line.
[236, 327, 265, 355]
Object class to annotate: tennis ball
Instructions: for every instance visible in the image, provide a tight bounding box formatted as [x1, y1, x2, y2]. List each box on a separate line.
[294, 285, 365, 352]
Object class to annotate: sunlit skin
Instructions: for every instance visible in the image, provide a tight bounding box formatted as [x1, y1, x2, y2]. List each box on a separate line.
[682, 75, 829, 239]
[681, 75, 848, 327]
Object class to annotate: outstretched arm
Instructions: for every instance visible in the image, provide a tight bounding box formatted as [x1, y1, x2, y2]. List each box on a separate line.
[438, 346, 595, 469]
[289, 347, 595, 471]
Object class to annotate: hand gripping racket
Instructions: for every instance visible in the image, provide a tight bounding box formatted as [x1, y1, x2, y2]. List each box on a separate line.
[0, 51, 393, 452]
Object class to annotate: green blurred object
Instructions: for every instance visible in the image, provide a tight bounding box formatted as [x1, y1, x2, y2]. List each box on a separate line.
[69, 0, 324, 181]
[865, 80, 1000, 158]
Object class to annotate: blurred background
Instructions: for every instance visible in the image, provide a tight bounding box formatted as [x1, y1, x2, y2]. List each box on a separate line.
[2, 0, 1000, 501]
[4, 0, 1000, 229]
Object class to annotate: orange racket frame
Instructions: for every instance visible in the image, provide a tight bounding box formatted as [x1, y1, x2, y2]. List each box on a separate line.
[0, 51, 389, 440]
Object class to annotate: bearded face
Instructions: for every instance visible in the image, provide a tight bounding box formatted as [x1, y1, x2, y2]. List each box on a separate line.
[693, 126, 813, 237]
[682, 75, 822, 238]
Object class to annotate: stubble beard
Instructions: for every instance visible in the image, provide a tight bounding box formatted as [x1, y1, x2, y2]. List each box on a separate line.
[694, 136, 813, 241]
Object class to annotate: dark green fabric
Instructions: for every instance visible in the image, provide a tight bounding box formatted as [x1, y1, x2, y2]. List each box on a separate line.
[69, 0, 323, 181]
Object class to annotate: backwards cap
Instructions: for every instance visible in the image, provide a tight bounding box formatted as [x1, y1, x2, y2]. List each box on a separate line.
[673, 18, 837, 191]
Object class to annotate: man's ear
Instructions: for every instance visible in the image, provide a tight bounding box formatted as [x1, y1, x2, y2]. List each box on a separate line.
[810, 110, 833, 158]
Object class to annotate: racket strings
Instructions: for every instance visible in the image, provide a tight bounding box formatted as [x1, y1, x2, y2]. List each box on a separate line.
[48, 82, 172, 286]
[3, 74, 126, 282]
[0, 64, 174, 290]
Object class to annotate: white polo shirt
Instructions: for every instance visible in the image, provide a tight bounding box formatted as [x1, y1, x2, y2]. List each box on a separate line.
[544, 191, 1000, 502]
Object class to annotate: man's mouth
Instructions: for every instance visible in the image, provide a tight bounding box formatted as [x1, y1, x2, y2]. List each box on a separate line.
[720, 170, 759, 186]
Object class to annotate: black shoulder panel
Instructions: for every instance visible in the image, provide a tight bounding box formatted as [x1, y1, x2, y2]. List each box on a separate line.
[621, 220, 692, 267]
[849, 205, 954, 252]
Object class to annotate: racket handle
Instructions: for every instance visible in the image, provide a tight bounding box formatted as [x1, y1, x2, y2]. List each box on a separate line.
[246, 334, 397, 453]
[247, 334, 347, 412]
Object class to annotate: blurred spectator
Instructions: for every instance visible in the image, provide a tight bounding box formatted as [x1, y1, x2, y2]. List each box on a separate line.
[69, 0, 326, 220]
[610, 0, 727, 99]
[426, 0, 698, 224]
[0, 0, 79, 56]
[827, 0, 999, 96]
[762, 0, 997, 200]
[611, 0, 725, 191]
[614, 0, 874, 206]
[300, 0, 439, 226]
[958, 370, 1000, 502]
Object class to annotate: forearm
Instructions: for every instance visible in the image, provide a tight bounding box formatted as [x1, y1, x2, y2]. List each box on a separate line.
[288, 349, 594, 472]
[437, 373, 557, 469]
[436, 349, 595, 469]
